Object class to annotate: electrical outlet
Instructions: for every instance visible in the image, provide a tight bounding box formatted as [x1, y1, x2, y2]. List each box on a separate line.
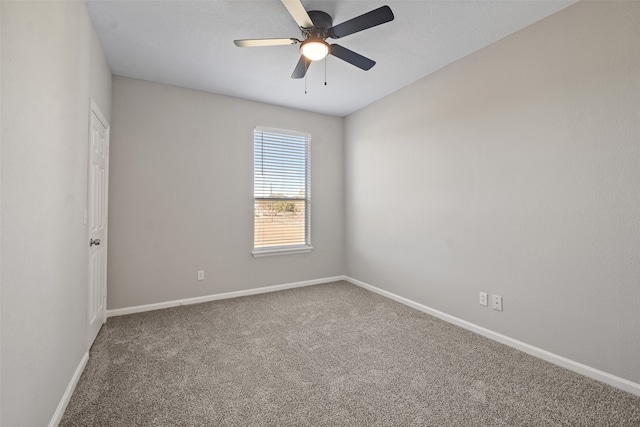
[479, 292, 488, 306]
[492, 295, 503, 311]
[197, 270, 205, 281]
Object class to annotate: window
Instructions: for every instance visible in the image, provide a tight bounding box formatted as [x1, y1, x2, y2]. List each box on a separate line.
[253, 127, 311, 256]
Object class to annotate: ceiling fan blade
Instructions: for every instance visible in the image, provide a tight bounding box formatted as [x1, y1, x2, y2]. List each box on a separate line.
[329, 5, 394, 39]
[291, 55, 311, 79]
[330, 44, 375, 71]
[234, 38, 299, 47]
[281, 0, 314, 29]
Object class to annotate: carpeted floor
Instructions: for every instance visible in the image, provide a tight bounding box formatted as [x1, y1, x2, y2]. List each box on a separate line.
[61, 281, 640, 426]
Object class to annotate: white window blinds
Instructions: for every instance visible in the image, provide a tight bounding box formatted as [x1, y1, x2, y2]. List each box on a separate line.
[254, 127, 311, 253]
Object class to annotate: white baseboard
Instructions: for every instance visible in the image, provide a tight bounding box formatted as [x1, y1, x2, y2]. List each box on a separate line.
[345, 276, 640, 397]
[107, 276, 347, 318]
[48, 351, 89, 427]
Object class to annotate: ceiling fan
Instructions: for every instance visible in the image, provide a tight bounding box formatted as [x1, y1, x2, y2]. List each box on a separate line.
[234, 0, 394, 79]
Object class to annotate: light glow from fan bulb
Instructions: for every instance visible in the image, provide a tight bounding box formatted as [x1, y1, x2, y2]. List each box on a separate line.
[301, 40, 329, 61]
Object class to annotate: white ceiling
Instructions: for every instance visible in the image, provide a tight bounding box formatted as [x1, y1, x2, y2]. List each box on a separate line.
[86, 0, 576, 117]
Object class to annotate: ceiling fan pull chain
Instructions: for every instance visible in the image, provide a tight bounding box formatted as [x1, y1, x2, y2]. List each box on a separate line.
[305, 73, 307, 94]
[324, 57, 327, 86]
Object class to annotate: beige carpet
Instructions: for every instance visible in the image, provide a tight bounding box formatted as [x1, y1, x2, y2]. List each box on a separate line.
[61, 281, 640, 426]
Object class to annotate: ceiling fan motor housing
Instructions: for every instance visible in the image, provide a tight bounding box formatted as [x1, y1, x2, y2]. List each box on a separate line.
[305, 11, 333, 40]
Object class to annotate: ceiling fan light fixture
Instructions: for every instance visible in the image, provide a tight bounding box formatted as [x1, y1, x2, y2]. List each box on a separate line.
[301, 39, 329, 61]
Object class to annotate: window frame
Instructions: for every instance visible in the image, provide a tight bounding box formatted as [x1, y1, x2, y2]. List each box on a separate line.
[252, 126, 312, 257]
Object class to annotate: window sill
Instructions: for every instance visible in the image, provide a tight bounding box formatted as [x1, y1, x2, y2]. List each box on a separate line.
[252, 245, 314, 258]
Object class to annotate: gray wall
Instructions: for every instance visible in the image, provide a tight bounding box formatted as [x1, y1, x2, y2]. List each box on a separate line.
[345, 1, 640, 384]
[1, 2, 112, 426]
[107, 77, 344, 309]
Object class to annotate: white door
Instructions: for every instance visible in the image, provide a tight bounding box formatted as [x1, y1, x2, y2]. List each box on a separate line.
[87, 100, 109, 347]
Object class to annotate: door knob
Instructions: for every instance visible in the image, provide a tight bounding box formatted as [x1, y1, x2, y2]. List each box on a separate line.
[90, 238, 101, 246]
